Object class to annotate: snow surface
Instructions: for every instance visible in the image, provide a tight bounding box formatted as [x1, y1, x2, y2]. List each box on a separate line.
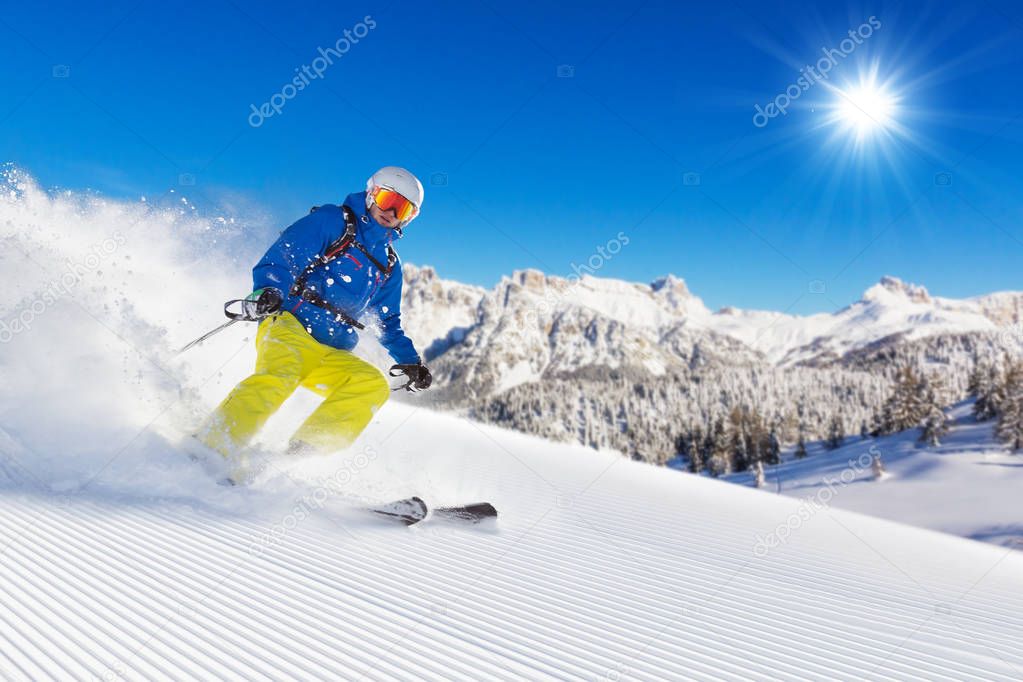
[2, 402, 1023, 680]
[1, 167, 1022, 679]
[725, 401, 1023, 549]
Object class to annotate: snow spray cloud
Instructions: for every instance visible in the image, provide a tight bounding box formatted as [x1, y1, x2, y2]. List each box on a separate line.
[997, 322, 1023, 347]
[0, 166, 264, 493]
[514, 230, 631, 336]
[752, 446, 880, 557]
[248, 15, 377, 128]
[0, 233, 126, 344]
[247, 445, 380, 556]
[752, 16, 881, 129]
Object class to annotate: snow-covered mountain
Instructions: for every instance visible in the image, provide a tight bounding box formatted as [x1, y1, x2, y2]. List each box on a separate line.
[396, 263, 484, 359]
[402, 265, 1022, 460]
[710, 276, 1019, 366]
[405, 269, 1022, 374]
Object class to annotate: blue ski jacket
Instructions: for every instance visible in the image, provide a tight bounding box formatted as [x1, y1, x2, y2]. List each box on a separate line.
[252, 192, 420, 365]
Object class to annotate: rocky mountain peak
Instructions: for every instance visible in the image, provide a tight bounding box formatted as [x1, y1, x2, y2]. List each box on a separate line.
[864, 276, 932, 304]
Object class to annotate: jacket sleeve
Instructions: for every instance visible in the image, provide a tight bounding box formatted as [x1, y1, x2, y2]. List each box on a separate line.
[369, 261, 421, 365]
[252, 208, 338, 294]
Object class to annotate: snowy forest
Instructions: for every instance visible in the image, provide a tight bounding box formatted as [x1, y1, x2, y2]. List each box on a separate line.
[463, 342, 1023, 470]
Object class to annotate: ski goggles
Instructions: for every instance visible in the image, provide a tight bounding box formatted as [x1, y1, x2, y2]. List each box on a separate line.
[370, 186, 419, 224]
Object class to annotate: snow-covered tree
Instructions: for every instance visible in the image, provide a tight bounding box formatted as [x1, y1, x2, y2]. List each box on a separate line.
[683, 426, 704, 473]
[826, 416, 844, 450]
[766, 429, 781, 465]
[871, 450, 887, 480]
[996, 361, 1023, 452]
[730, 422, 749, 473]
[919, 404, 949, 447]
[874, 367, 938, 436]
[700, 426, 715, 474]
[860, 420, 870, 440]
[970, 360, 1003, 422]
[794, 435, 808, 459]
[918, 376, 950, 447]
[753, 460, 766, 488]
[706, 417, 728, 476]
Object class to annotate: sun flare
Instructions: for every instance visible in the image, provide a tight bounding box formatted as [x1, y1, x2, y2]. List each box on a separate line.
[833, 80, 898, 138]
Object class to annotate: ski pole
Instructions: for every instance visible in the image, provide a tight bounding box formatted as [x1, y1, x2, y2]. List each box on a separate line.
[176, 318, 239, 355]
[176, 296, 268, 355]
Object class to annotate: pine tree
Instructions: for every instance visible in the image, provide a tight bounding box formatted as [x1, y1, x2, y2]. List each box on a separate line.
[675, 430, 692, 471]
[919, 404, 949, 446]
[707, 417, 728, 476]
[996, 362, 1023, 451]
[918, 381, 949, 447]
[731, 427, 749, 473]
[875, 367, 927, 435]
[967, 357, 984, 396]
[860, 420, 870, 440]
[972, 361, 1002, 422]
[700, 426, 715, 474]
[826, 416, 844, 450]
[723, 408, 748, 474]
[794, 434, 808, 459]
[685, 427, 705, 473]
[766, 429, 781, 465]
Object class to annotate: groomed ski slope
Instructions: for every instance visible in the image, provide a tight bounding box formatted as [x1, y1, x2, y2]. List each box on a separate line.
[2, 403, 1022, 682]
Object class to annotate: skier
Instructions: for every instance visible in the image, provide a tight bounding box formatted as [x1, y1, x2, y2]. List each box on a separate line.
[197, 166, 432, 476]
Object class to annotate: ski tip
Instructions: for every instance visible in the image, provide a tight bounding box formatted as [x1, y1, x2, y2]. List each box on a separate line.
[368, 496, 429, 526]
[433, 502, 498, 524]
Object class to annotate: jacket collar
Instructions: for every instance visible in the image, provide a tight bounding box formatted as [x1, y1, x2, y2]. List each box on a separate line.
[343, 192, 401, 248]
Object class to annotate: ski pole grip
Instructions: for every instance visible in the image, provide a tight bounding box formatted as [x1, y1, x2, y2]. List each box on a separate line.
[224, 298, 259, 321]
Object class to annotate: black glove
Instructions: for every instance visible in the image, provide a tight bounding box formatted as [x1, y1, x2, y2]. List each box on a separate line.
[243, 287, 283, 319]
[389, 363, 432, 392]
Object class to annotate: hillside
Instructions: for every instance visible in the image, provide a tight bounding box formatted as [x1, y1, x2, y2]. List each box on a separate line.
[724, 401, 1023, 549]
[2, 402, 1022, 680]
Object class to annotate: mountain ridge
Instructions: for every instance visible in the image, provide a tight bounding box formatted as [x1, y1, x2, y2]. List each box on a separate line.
[396, 265, 1022, 462]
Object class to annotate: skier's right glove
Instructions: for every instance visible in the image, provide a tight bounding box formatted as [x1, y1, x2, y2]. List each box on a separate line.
[389, 363, 433, 392]
[242, 287, 283, 319]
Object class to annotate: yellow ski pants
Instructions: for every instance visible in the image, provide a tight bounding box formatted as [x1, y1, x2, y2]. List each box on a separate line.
[201, 312, 390, 456]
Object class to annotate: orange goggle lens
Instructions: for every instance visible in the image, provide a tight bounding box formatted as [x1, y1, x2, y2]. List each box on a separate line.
[372, 187, 418, 223]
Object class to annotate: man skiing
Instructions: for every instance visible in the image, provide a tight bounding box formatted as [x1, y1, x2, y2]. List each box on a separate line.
[198, 166, 432, 474]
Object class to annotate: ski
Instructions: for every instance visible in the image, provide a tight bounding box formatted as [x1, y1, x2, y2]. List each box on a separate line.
[433, 502, 498, 524]
[367, 496, 429, 525]
[365, 498, 498, 526]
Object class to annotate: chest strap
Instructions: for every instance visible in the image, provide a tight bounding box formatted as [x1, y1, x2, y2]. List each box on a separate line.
[288, 205, 398, 330]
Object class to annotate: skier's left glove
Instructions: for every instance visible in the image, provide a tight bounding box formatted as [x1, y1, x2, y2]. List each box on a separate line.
[389, 363, 432, 392]
[242, 287, 283, 319]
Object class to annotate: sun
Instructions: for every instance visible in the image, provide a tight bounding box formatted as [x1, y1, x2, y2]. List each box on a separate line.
[831, 78, 898, 139]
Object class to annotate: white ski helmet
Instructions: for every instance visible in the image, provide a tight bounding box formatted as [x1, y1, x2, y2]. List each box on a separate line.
[365, 166, 424, 227]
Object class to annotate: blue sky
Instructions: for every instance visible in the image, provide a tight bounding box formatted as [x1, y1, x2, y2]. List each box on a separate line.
[3, 0, 1021, 313]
